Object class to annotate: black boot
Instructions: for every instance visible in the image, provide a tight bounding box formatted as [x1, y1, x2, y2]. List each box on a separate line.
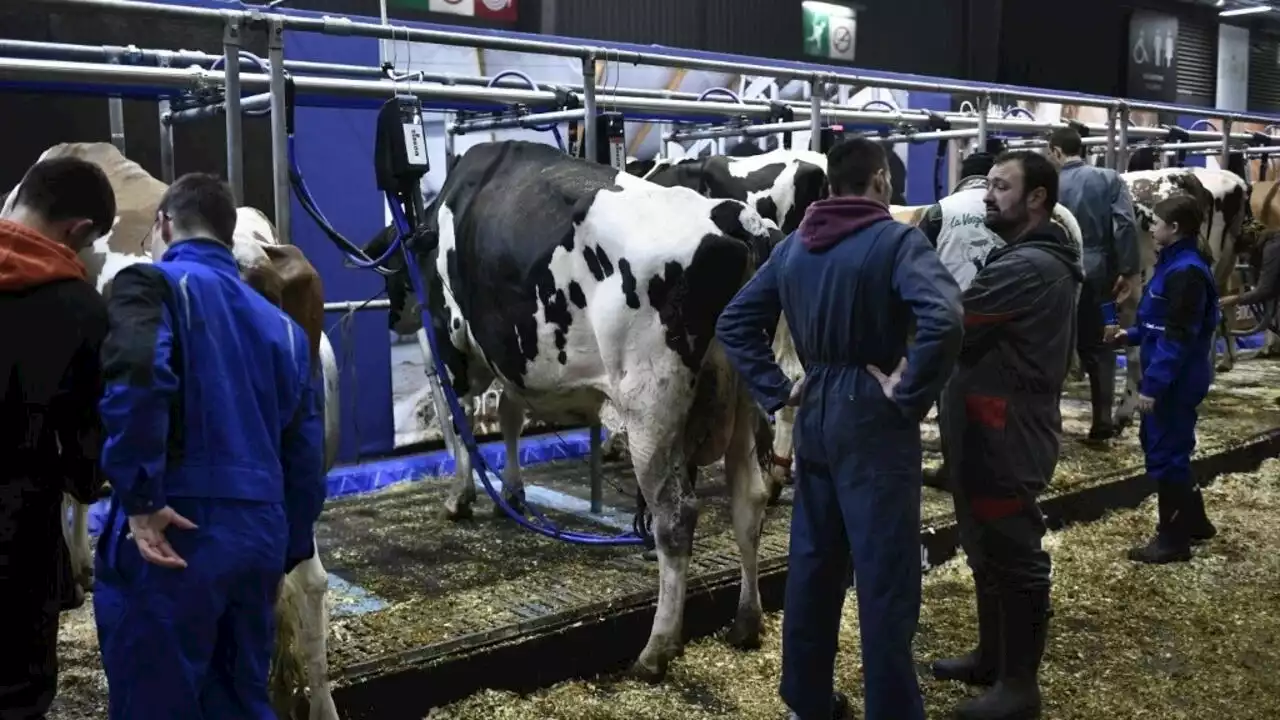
[933, 580, 1000, 686]
[1128, 483, 1192, 564]
[1083, 357, 1116, 442]
[1184, 485, 1217, 544]
[787, 691, 851, 720]
[954, 588, 1050, 720]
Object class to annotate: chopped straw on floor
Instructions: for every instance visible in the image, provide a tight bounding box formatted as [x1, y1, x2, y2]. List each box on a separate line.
[432, 458, 1280, 720]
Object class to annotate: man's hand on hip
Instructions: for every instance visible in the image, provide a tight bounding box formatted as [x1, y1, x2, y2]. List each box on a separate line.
[867, 358, 909, 401]
[127, 507, 198, 569]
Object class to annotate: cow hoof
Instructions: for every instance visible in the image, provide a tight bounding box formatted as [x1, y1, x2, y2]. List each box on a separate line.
[726, 613, 763, 650]
[62, 584, 86, 612]
[629, 655, 671, 684]
[502, 493, 527, 516]
[443, 503, 474, 522]
[641, 548, 659, 562]
[1216, 362, 1233, 373]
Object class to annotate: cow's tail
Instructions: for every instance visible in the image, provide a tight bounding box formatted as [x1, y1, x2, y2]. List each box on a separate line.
[269, 572, 309, 719]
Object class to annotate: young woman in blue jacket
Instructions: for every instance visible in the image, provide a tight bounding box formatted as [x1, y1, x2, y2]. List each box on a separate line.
[1106, 194, 1220, 564]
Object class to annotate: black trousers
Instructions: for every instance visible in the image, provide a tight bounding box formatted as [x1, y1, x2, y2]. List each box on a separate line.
[1076, 276, 1116, 432]
[0, 480, 66, 720]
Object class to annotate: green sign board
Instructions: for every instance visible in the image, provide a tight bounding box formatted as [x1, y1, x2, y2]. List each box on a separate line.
[803, 2, 857, 62]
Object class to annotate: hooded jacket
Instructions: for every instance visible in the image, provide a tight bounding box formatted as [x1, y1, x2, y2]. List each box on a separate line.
[716, 196, 963, 473]
[0, 219, 107, 502]
[941, 216, 1085, 495]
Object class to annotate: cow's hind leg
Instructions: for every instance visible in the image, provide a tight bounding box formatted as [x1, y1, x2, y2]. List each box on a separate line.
[1114, 346, 1142, 436]
[65, 496, 93, 595]
[725, 391, 768, 650]
[294, 549, 338, 720]
[444, 397, 479, 520]
[497, 390, 527, 515]
[625, 400, 698, 682]
[1215, 318, 1237, 373]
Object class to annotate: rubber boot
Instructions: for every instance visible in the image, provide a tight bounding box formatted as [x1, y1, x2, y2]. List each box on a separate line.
[787, 691, 851, 720]
[932, 580, 1000, 686]
[1083, 352, 1116, 442]
[954, 588, 1049, 720]
[1128, 483, 1192, 564]
[1184, 484, 1217, 544]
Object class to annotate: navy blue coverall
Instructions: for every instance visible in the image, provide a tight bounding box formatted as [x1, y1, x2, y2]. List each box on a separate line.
[716, 197, 963, 720]
[1125, 236, 1219, 542]
[94, 239, 327, 720]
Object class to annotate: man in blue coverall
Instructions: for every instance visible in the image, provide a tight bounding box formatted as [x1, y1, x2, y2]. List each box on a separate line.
[93, 173, 327, 719]
[716, 138, 964, 720]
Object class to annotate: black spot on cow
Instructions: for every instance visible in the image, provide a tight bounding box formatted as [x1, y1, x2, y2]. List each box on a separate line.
[568, 280, 587, 309]
[755, 196, 779, 225]
[583, 245, 615, 282]
[619, 258, 641, 309]
[710, 201, 747, 239]
[781, 161, 829, 234]
[646, 234, 751, 375]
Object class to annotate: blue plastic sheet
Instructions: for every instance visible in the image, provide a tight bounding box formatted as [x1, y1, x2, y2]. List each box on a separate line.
[82, 428, 599, 537]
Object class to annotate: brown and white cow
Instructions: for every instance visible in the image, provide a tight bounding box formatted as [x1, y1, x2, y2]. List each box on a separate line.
[1112, 167, 1253, 433]
[3, 143, 339, 720]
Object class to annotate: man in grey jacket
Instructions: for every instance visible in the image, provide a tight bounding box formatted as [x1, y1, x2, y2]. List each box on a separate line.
[1048, 128, 1139, 441]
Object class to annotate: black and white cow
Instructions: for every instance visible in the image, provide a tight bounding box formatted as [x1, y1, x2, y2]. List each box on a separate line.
[366, 139, 783, 680]
[1113, 167, 1253, 433]
[623, 149, 831, 501]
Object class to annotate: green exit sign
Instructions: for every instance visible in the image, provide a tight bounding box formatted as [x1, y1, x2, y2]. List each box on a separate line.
[803, 1, 857, 62]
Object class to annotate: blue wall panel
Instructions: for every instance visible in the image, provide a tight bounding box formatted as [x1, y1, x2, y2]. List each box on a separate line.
[284, 27, 397, 462]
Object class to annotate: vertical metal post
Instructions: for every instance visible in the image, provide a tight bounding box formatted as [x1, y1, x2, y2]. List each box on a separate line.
[1104, 105, 1118, 170]
[945, 139, 961, 190]
[108, 97, 126, 155]
[268, 17, 291, 243]
[809, 76, 822, 152]
[223, 15, 245, 205]
[157, 99, 175, 183]
[976, 93, 990, 151]
[582, 52, 598, 161]
[1220, 118, 1233, 169]
[1117, 104, 1131, 173]
[107, 55, 126, 155]
[589, 423, 603, 514]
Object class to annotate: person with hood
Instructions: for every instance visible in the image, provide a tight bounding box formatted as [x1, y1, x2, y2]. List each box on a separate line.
[715, 138, 964, 720]
[929, 151, 1083, 720]
[0, 156, 115, 720]
[1106, 195, 1220, 564]
[93, 173, 326, 719]
[1048, 128, 1140, 442]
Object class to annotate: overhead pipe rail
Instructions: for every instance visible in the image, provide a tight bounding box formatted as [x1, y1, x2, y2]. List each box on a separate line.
[32, 0, 1280, 130]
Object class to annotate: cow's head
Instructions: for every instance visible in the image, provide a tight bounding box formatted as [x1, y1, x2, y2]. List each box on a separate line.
[709, 199, 784, 270]
[362, 225, 420, 336]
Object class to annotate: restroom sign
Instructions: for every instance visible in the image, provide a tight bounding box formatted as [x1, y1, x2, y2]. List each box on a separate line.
[1127, 9, 1179, 102]
[803, 1, 857, 62]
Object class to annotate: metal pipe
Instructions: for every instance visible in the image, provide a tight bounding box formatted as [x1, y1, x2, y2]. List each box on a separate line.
[223, 16, 244, 205]
[1221, 118, 1233, 168]
[976, 94, 989, 150]
[1104, 106, 1117, 170]
[451, 108, 586, 134]
[166, 91, 271, 123]
[108, 96, 126, 153]
[945, 139, 961, 190]
[867, 128, 980, 144]
[267, 18, 290, 244]
[324, 299, 392, 312]
[1150, 140, 1245, 152]
[1117, 105, 1131, 172]
[589, 423, 603, 515]
[30, 0, 1280, 127]
[157, 98, 174, 183]
[809, 78, 822, 152]
[582, 53, 598, 161]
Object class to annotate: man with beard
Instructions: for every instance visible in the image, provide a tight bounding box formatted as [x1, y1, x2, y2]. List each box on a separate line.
[717, 138, 963, 720]
[929, 151, 1083, 720]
